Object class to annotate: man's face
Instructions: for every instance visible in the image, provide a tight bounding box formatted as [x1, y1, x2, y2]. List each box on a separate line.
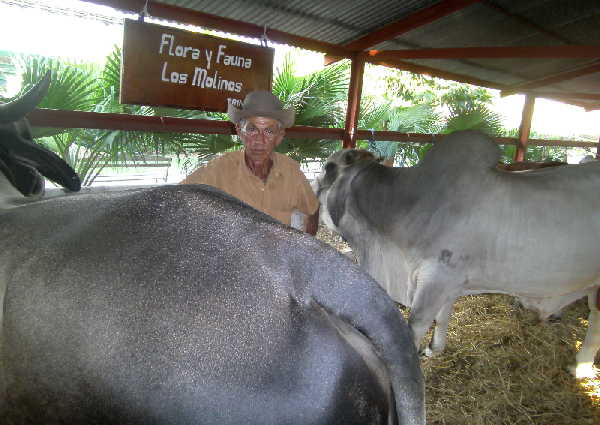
[237, 116, 284, 163]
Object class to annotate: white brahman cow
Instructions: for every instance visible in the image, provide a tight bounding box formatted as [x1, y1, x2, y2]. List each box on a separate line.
[315, 130, 600, 378]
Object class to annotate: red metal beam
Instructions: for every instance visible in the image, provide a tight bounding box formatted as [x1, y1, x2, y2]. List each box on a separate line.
[342, 0, 481, 52]
[325, 0, 480, 65]
[26, 109, 350, 140]
[366, 57, 506, 89]
[366, 56, 597, 111]
[515, 94, 535, 162]
[366, 45, 600, 59]
[27, 108, 236, 134]
[27, 109, 598, 148]
[80, 0, 353, 57]
[501, 62, 600, 97]
[527, 91, 600, 101]
[287, 126, 344, 140]
[536, 97, 600, 111]
[343, 56, 366, 149]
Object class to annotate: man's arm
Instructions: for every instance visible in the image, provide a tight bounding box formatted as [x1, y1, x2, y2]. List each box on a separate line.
[305, 206, 319, 236]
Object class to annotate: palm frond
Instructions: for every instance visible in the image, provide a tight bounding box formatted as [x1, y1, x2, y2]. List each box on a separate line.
[388, 104, 441, 134]
[12, 54, 100, 112]
[444, 104, 504, 136]
[359, 96, 391, 131]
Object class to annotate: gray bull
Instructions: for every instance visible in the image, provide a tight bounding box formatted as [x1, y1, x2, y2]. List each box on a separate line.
[315, 130, 600, 379]
[0, 76, 424, 424]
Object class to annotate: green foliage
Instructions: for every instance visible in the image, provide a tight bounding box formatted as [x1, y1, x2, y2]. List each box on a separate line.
[440, 86, 503, 137]
[6, 47, 242, 184]
[368, 74, 508, 165]
[5, 48, 356, 181]
[444, 104, 504, 136]
[499, 128, 568, 163]
[440, 86, 493, 114]
[8, 45, 550, 180]
[273, 54, 350, 163]
[363, 103, 440, 164]
[388, 104, 441, 134]
[12, 54, 100, 113]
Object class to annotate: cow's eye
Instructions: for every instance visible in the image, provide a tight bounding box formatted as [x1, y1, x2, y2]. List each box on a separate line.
[325, 162, 336, 174]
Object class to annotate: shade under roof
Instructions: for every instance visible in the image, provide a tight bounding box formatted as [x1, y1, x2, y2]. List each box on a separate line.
[151, 0, 600, 110]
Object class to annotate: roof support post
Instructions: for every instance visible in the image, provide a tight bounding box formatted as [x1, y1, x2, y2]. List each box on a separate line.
[343, 55, 365, 149]
[515, 94, 536, 162]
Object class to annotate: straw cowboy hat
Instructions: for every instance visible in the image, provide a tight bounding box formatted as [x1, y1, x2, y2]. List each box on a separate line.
[227, 91, 295, 128]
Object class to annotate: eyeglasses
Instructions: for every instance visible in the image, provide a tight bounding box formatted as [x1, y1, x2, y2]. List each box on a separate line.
[240, 125, 281, 140]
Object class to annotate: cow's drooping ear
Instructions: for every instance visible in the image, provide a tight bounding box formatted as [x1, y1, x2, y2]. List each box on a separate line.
[341, 150, 359, 166]
[320, 162, 338, 190]
[325, 162, 336, 174]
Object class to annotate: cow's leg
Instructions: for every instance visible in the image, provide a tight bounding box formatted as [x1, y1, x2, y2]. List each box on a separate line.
[408, 273, 459, 357]
[423, 301, 454, 357]
[573, 287, 600, 378]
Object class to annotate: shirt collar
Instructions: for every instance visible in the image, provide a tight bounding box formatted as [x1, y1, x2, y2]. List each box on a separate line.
[239, 149, 283, 178]
[239, 150, 283, 182]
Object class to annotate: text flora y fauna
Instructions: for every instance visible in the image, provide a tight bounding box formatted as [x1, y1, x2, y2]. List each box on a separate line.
[159, 33, 254, 69]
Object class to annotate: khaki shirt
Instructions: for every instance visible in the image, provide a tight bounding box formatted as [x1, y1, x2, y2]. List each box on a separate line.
[181, 150, 319, 225]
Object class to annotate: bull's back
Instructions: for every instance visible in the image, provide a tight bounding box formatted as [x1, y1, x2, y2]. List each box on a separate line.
[429, 169, 600, 294]
[0, 186, 394, 424]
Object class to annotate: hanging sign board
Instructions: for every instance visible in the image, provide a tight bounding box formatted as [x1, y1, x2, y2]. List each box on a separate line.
[121, 19, 274, 112]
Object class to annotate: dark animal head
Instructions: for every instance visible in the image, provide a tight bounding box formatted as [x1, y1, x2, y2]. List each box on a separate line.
[314, 149, 376, 196]
[0, 71, 80, 197]
[313, 149, 378, 231]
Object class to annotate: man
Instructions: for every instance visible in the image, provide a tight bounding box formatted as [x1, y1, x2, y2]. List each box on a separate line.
[181, 91, 320, 235]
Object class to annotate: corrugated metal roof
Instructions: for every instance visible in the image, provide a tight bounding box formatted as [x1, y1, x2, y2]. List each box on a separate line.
[162, 0, 441, 44]
[155, 0, 600, 109]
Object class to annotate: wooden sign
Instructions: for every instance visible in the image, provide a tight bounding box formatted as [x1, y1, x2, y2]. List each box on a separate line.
[121, 19, 274, 112]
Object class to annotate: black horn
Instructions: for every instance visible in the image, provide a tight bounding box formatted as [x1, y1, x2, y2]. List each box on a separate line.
[0, 71, 51, 124]
[0, 69, 81, 195]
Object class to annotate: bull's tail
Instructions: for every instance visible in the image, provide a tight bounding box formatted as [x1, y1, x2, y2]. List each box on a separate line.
[309, 253, 425, 425]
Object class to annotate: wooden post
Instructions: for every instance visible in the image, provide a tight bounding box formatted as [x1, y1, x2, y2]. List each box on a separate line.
[342, 55, 365, 149]
[515, 94, 535, 162]
[596, 136, 600, 160]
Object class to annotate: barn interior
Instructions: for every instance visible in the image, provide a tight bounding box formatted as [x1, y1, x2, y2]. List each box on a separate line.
[28, 0, 600, 160]
[17, 0, 600, 423]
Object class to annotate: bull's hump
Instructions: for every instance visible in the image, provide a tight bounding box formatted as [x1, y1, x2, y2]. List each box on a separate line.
[421, 130, 500, 171]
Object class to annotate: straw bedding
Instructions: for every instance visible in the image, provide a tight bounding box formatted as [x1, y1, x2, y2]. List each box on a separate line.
[316, 226, 600, 425]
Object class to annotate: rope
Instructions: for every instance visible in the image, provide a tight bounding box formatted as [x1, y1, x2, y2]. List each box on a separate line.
[138, 0, 149, 22]
[260, 24, 270, 48]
